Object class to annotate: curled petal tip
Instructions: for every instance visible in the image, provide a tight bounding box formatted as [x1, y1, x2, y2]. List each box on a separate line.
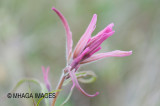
[95, 92, 99, 96]
[68, 70, 99, 97]
[86, 91, 99, 97]
[90, 92, 99, 97]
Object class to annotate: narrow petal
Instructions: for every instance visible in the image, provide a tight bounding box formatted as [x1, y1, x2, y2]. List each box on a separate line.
[96, 23, 114, 36]
[42, 66, 51, 92]
[88, 31, 115, 53]
[87, 23, 114, 46]
[73, 14, 97, 59]
[71, 48, 90, 69]
[81, 50, 132, 64]
[88, 46, 101, 57]
[52, 7, 73, 62]
[71, 84, 75, 90]
[68, 70, 99, 97]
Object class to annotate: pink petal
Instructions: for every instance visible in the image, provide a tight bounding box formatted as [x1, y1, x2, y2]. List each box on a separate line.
[42, 66, 51, 92]
[97, 23, 114, 36]
[52, 7, 73, 62]
[71, 84, 75, 90]
[87, 23, 114, 46]
[68, 70, 99, 97]
[71, 48, 90, 69]
[80, 50, 132, 64]
[88, 46, 101, 57]
[88, 31, 115, 53]
[73, 14, 97, 59]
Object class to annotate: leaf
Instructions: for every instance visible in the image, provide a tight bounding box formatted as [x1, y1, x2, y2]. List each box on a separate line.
[11, 79, 41, 93]
[10, 79, 50, 106]
[28, 83, 36, 106]
[63, 71, 97, 86]
[78, 71, 97, 84]
[78, 76, 96, 83]
[61, 86, 74, 106]
[36, 89, 62, 106]
[63, 78, 72, 86]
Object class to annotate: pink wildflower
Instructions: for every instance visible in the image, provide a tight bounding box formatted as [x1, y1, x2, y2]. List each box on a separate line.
[52, 7, 132, 97]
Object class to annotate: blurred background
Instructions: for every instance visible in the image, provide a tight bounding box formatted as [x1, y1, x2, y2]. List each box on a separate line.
[0, 0, 160, 106]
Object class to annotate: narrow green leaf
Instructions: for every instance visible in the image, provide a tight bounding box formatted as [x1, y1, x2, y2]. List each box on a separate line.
[61, 87, 74, 106]
[63, 78, 71, 86]
[10, 79, 50, 106]
[11, 79, 41, 93]
[36, 89, 62, 106]
[28, 83, 36, 106]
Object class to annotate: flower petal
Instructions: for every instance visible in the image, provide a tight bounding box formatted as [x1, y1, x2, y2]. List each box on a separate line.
[42, 66, 51, 92]
[88, 46, 101, 57]
[71, 48, 90, 69]
[68, 70, 99, 97]
[73, 14, 97, 59]
[87, 31, 115, 53]
[80, 50, 132, 64]
[96, 23, 114, 36]
[87, 23, 114, 46]
[52, 7, 73, 62]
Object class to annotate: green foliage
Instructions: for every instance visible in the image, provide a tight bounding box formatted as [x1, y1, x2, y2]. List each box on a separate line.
[36, 89, 61, 106]
[10, 79, 56, 106]
[61, 87, 74, 106]
[11, 79, 42, 93]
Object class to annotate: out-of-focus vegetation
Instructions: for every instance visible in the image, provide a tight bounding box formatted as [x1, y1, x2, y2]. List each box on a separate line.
[0, 0, 160, 106]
